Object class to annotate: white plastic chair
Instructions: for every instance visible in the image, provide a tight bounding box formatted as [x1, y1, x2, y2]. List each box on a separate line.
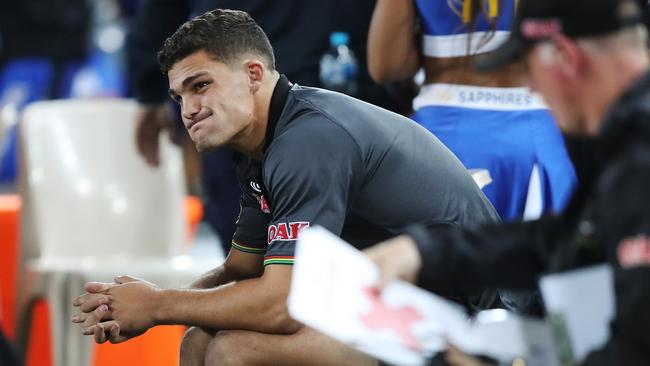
[15, 99, 219, 366]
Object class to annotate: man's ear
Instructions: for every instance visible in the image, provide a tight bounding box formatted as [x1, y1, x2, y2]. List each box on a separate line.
[245, 60, 265, 92]
[552, 34, 584, 82]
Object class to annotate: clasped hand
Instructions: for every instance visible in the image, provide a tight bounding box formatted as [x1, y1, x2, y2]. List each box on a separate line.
[71, 275, 161, 344]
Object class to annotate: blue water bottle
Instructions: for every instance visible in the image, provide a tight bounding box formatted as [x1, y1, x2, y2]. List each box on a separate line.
[319, 32, 358, 96]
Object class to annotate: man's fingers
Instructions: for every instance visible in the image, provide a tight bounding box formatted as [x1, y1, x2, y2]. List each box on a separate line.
[72, 293, 87, 307]
[109, 322, 121, 343]
[364, 247, 397, 289]
[73, 290, 108, 308]
[71, 312, 87, 324]
[376, 273, 391, 290]
[82, 304, 112, 333]
[364, 236, 421, 287]
[445, 344, 491, 366]
[136, 128, 159, 166]
[78, 294, 110, 313]
[144, 136, 161, 166]
[91, 321, 129, 344]
[84, 282, 113, 294]
[114, 275, 139, 284]
[93, 324, 107, 344]
[73, 283, 111, 309]
[135, 111, 163, 167]
[107, 322, 129, 344]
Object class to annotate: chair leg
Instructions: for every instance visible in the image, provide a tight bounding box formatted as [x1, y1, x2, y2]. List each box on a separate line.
[47, 272, 70, 366]
[16, 271, 71, 366]
[65, 272, 94, 366]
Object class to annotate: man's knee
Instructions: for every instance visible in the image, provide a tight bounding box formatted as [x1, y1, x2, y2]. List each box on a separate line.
[204, 330, 251, 366]
[181, 327, 214, 363]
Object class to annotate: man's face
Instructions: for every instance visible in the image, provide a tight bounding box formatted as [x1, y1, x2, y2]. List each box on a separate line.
[527, 43, 585, 135]
[168, 51, 255, 152]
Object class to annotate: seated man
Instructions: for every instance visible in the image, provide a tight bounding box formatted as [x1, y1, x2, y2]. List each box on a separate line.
[71, 9, 499, 365]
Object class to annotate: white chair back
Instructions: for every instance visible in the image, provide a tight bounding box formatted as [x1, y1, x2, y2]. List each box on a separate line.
[19, 99, 187, 261]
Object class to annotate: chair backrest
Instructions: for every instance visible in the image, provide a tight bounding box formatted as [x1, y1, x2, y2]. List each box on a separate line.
[18, 99, 187, 261]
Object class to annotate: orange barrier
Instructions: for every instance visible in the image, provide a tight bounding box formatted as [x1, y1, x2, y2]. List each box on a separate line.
[25, 300, 53, 366]
[0, 194, 21, 340]
[92, 326, 186, 366]
[185, 195, 204, 243]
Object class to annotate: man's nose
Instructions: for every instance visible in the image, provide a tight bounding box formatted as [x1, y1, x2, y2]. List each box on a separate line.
[182, 97, 200, 120]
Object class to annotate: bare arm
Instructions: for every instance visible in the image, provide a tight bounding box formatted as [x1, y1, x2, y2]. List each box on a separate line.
[157, 265, 299, 334]
[367, 0, 421, 83]
[187, 248, 264, 289]
[78, 263, 299, 341]
[73, 248, 274, 339]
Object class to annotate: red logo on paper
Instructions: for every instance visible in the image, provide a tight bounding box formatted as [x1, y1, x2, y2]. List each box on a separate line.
[521, 18, 562, 39]
[360, 287, 423, 351]
[267, 221, 310, 244]
[617, 235, 650, 268]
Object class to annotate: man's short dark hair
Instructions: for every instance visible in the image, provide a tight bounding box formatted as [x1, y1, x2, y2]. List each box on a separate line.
[158, 9, 275, 74]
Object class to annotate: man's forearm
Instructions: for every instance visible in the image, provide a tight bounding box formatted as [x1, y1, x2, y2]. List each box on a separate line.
[187, 265, 230, 289]
[187, 251, 265, 289]
[156, 266, 300, 334]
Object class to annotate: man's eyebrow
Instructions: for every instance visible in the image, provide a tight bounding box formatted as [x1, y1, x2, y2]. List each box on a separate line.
[168, 72, 209, 98]
[182, 72, 208, 89]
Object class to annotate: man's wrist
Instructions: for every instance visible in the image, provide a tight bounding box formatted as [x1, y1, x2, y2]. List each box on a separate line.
[153, 288, 177, 326]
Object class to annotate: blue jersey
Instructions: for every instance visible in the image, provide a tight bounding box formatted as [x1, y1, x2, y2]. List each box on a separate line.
[411, 84, 577, 221]
[414, 0, 516, 57]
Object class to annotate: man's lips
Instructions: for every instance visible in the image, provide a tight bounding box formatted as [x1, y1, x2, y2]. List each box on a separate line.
[186, 113, 211, 130]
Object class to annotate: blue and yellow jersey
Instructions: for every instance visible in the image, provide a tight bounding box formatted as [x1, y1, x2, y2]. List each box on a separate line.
[415, 0, 517, 57]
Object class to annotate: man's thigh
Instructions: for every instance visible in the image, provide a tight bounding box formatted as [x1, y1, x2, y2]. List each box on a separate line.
[205, 326, 378, 366]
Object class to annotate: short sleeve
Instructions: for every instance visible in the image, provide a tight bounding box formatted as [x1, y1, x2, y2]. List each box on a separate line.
[231, 155, 271, 255]
[262, 117, 362, 265]
[231, 192, 270, 255]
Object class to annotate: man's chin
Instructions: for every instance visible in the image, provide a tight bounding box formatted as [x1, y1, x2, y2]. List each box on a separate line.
[194, 139, 221, 153]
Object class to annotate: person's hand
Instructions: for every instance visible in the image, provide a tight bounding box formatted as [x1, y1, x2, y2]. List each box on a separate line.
[135, 103, 176, 167]
[72, 281, 113, 314]
[72, 276, 162, 343]
[364, 235, 422, 287]
[445, 344, 497, 366]
[72, 282, 115, 342]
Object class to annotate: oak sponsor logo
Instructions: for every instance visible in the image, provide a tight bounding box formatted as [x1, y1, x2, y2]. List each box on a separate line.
[617, 235, 650, 268]
[268, 221, 310, 244]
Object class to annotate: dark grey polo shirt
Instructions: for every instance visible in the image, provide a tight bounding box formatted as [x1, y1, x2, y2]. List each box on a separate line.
[232, 75, 499, 266]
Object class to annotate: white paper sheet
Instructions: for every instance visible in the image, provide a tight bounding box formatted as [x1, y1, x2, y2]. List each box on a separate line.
[289, 226, 558, 366]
